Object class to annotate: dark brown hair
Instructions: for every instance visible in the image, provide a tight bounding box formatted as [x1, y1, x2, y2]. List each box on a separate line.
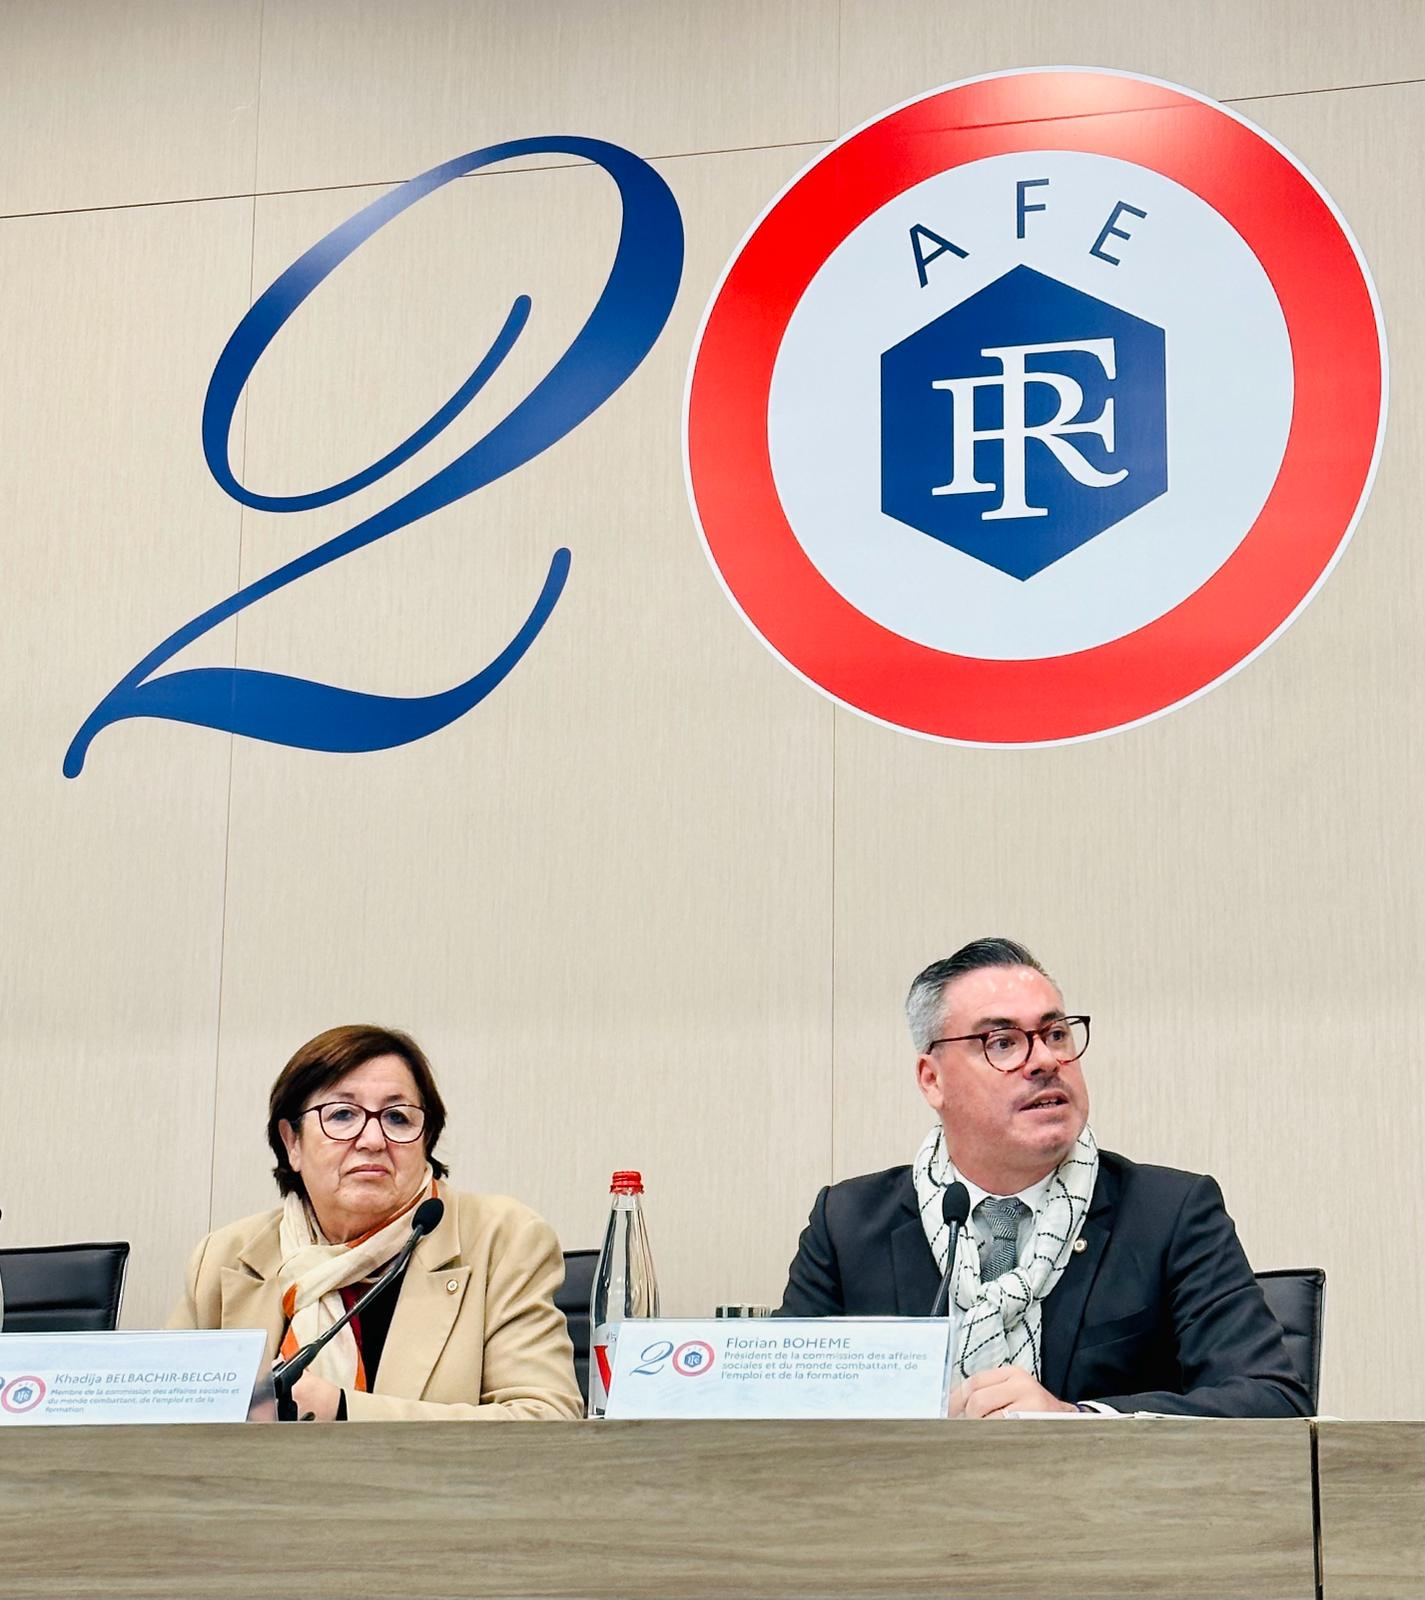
[267, 1024, 450, 1197]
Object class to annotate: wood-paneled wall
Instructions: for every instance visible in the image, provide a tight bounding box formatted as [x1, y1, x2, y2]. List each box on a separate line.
[0, 0, 1419, 1421]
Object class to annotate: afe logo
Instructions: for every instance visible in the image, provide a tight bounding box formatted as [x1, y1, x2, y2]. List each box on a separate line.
[65, 138, 683, 776]
[0, 1375, 46, 1412]
[686, 69, 1387, 745]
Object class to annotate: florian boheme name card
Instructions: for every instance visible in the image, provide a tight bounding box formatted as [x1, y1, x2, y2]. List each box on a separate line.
[0, 1330, 266, 1426]
[604, 1318, 952, 1419]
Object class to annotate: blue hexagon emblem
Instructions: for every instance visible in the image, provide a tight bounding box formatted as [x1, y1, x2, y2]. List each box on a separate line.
[881, 265, 1167, 580]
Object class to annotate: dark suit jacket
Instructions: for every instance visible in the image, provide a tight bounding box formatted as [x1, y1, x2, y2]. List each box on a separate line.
[777, 1149, 1310, 1417]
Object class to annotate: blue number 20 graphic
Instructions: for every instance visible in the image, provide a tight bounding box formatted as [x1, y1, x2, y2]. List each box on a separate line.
[63, 137, 683, 777]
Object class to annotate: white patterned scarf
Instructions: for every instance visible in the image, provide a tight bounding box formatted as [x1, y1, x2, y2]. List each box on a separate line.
[276, 1168, 438, 1390]
[913, 1124, 1098, 1383]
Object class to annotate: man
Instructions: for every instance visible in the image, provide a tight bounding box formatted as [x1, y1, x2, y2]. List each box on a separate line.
[778, 938, 1309, 1417]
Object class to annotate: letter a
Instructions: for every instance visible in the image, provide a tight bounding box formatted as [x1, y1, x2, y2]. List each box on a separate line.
[909, 223, 968, 288]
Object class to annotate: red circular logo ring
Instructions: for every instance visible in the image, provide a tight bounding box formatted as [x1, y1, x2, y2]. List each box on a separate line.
[671, 1340, 716, 1377]
[685, 68, 1386, 744]
[1, 1376, 47, 1413]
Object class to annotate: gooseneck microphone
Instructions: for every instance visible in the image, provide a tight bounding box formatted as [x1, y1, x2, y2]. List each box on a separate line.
[273, 1196, 445, 1419]
[929, 1182, 971, 1317]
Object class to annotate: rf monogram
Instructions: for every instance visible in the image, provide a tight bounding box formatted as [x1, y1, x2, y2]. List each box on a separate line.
[881, 265, 1168, 581]
[930, 338, 1128, 521]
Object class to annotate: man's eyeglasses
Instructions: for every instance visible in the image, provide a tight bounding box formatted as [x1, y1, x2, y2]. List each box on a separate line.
[928, 1016, 1090, 1073]
[293, 1102, 427, 1143]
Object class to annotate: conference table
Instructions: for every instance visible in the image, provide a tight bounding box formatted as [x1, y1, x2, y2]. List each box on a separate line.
[1, 1417, 1419, 1597]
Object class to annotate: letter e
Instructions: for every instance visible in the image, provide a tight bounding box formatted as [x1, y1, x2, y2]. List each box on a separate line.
[1090, 201, 1147, 266]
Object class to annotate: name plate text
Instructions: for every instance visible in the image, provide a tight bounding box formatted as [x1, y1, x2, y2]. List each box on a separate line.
[604, 1317, 951, 1419]
[0, 1329, 266, 1425]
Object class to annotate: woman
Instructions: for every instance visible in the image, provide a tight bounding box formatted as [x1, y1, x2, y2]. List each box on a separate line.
[170, 1024, 583, 1421]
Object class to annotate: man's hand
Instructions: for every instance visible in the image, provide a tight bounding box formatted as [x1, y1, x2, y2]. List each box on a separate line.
[949, 1365, 1079, 1418]
[290, 1369, 343, 1422]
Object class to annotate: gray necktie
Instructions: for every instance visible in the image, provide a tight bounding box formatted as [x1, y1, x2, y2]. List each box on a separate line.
[976, 1197, 1028, 1280]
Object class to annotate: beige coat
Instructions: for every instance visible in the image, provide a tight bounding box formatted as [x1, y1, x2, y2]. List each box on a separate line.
[168, 1190, 584, 1421]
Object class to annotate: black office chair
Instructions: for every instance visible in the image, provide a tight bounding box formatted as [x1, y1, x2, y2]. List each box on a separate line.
[0, 1242, 130, 1332]
[1255, 1267, 1325, 1414]
[556, 1248, 598, 1405]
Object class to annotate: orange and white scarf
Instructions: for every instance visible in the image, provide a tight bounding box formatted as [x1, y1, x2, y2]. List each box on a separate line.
[276, 1170, 438, 1391]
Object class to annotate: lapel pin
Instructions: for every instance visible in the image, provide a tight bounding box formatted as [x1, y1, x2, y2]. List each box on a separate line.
[446, 1278, 460, 1293]
[1072, 1239, 1087, 1254]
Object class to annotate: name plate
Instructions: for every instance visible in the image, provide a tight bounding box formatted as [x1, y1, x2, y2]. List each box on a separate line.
[604, 1317, 951, 1419]
[0, 1330, 266, 1426]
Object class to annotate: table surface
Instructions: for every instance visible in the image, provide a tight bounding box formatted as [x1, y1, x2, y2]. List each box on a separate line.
[1316, 1420, 1424, 1600]
[0, 1416, 1320, 1600]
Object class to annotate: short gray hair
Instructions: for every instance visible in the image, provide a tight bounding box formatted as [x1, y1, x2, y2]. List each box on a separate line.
[905, 938, 1053, 1052]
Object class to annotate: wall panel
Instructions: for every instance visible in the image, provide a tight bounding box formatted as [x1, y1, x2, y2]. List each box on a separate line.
[837, 0, 1422, 131]
[255, 0, 839, 194]
[0, 0, 261, 216]
[0, 198, 255, 1327]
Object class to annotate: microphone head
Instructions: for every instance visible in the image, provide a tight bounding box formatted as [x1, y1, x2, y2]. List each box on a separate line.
[941, 1182, 971, 1228]
[412, 1197, 445, 1234]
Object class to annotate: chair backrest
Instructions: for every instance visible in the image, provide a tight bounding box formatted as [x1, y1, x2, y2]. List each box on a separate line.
[555, 1248, 598, 1406]
[0, 1242, 130, 1333]
[1255, 1267, 1325, 1414]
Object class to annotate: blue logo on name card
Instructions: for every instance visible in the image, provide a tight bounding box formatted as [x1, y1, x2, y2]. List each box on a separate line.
[64, 137, 684, 776]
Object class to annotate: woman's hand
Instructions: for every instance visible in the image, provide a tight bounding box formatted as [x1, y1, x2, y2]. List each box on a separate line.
[290, 1370, 343, 1422]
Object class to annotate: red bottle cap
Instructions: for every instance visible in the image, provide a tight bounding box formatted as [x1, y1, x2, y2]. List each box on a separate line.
[609, 1170, 644, 1194]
